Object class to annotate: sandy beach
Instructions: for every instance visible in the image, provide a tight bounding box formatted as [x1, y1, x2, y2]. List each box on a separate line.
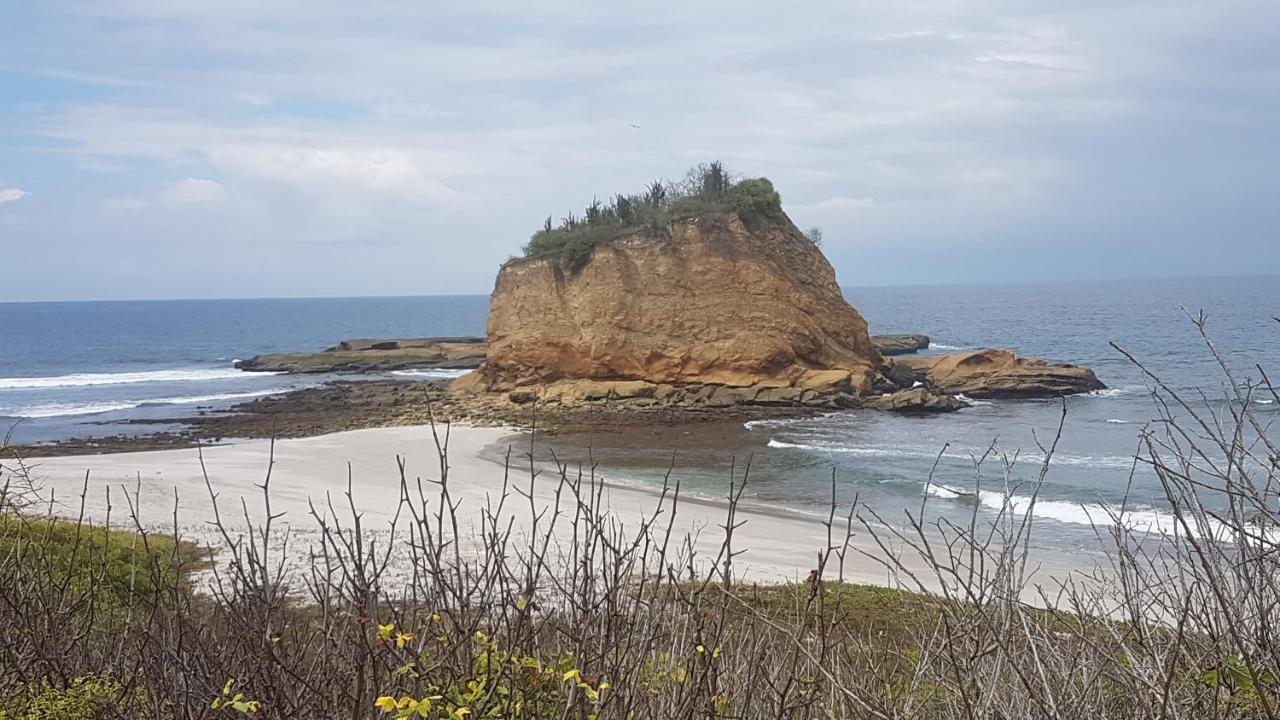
[17, 423, 1089, 593]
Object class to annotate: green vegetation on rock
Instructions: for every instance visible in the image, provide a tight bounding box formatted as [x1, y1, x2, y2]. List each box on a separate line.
[521, 162, 784, 272]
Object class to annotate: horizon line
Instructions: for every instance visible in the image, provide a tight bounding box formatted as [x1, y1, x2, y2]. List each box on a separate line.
[2, 271, 1277, 305]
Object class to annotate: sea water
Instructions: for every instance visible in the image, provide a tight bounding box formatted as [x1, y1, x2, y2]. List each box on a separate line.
[3, 278, 1277, 551]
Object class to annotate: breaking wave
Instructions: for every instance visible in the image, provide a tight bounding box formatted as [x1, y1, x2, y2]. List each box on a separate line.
[390, 368, 472, 379]
[0, 367, 275, 390]
[923, 482, 1269, 542]
[765, 438, 1134, 469]
[7, 389, 284, 419]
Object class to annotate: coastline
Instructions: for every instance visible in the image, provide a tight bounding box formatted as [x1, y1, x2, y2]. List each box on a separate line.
[7, 377, 818, 458]
[20, 422, 1091, 589]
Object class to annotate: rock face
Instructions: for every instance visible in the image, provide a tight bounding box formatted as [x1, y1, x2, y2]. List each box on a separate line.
[237, 338, 486, 374]
[897, 349, 1104, 398]
[871, 334, 930, 356]
[457, 212, 888, 398]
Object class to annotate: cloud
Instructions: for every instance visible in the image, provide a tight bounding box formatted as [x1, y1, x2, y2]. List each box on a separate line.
[161, 177, 227, 206]
[0, 188, 29, 206]
[208, 145, 457, 205]
[104, 177, 226, 211]
[3, 1, 1279, 300]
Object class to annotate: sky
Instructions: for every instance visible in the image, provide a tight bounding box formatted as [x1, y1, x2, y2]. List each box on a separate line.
[1, 2, 1277, 301]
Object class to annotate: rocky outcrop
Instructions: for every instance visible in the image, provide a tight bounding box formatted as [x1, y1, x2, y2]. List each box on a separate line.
[862, 387, 966, 412]
[237, 338, 486, 374]
[871, 334, 930, 356]
[455, 212, 889, 401]
[449, 209, 1104, 416]
[897, 349, 1104, 398]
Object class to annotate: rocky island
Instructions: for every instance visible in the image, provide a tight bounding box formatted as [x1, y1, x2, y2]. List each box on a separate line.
[451, 164, 1102, 415]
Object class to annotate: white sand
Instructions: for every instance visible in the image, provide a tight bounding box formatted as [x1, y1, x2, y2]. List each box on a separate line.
[19, 424, 1086, 591]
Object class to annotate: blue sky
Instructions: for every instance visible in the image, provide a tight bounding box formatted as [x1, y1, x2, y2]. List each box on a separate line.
[1, 2, 1277, 301]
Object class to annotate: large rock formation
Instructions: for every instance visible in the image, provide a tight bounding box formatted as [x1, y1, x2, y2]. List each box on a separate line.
[897, 349, 1105, 398]
[455, 212, 892, 403]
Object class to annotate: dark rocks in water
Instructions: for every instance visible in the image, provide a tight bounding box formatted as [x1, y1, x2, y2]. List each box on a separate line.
[861, 387, 965, 413]
[328, 337, 484, 352]
[897, 349, 1105, 398]
[236, 337, 486, 374]
[871, 334, 931, 355]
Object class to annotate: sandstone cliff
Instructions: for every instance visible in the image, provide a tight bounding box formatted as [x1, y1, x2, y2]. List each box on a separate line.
[455, 212, 890, 402]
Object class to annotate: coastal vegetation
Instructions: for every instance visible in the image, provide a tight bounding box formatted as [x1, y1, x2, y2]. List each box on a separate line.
[2, 322, 1278, 718]
[521, 162, 783, 271]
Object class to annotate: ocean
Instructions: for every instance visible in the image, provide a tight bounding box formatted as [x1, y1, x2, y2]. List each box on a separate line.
[3, 277, 1277, 553]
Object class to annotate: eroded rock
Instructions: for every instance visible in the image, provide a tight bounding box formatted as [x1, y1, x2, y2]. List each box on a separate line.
[457, 212, 887, 399]
[898, 349, 1104, 398]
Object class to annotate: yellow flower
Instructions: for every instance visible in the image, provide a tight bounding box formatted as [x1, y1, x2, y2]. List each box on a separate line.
[696, 644, 706, 654]
[516, 598, 528, 610]
[378, 623, 395, 640]
[394, 631, 415, 649]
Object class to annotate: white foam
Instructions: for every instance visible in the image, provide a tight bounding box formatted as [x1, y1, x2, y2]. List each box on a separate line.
[768, 439, 967, 462]
[924, 482, 1271, 543]
[1104, 418, 1133, 424]
[9, 389, 284, 418]
[954, 393, 994, 407]
[1257, 399, 1276, 405]
[390, 368, 471, 379]
[13, 401, 142, 418]
[1086, 385, 1145, 398]
[0, 368, 275, 390]
[766, 438, 1133, 469]
[930, 343, 966, 350]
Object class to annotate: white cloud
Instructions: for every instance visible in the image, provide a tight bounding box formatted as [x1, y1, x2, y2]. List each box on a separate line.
[103, 178, 226, 212]
[5, 0, 1279, 299]
[0, 188, 29, 205]
[161, 177, 227, 205]
[209, 144, 457, 205]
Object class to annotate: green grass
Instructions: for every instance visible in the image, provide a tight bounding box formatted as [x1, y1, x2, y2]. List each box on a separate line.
[0, 512, 205, 604]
